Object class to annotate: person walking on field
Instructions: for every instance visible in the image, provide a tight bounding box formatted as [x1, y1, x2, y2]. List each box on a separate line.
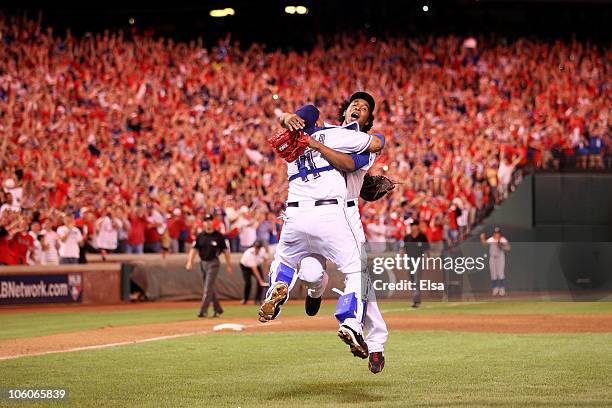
[186, 213, 233, 318]
[401, 221, 430, 308]
[480, 226, 511, 296]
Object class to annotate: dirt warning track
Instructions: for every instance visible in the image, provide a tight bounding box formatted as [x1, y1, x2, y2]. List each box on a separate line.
[1, 313, 611, 361]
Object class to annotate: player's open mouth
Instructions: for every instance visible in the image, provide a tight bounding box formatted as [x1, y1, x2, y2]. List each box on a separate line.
[351, 112, 360, 119]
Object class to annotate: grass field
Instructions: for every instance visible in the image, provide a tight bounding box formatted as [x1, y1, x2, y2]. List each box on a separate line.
[1, 301, 612, 407]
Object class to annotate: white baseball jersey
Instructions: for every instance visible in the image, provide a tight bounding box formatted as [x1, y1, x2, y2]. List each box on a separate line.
[297, 148, 388, 352]
[268, 105, 374, 334]
[286, 124, 373, 202]
[344, 152, 377, 242]
[347, 152, 377, 200]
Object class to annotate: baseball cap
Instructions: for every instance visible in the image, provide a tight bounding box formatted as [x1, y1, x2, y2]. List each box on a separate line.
[203, 213, 214, 221]
[493, 226, 502, 234]
[350, 91, 375, 112]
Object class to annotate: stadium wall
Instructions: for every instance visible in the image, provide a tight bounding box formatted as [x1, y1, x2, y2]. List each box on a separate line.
[459, 173, 612, 297]
[0, 264, 125, 305]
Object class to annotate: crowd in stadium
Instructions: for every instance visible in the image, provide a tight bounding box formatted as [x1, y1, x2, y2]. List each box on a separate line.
[0, 15, 609, 265]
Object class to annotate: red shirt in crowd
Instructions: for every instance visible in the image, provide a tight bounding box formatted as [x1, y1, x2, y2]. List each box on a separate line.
[53, 180, 70, 208]
[128, 215, 147, 246]
[9, 232, 33, 265]
[0, 229, 17, 265]
[145, 227, 160, 244]
[167, 216, 186, 240]
[448, 209, 458, 230]
[429, 224, 444, 242]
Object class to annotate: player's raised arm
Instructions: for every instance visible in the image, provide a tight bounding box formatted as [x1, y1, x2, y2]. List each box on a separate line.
[279, 104, 320, 132]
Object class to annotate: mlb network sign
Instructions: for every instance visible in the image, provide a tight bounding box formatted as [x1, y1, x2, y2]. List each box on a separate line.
[0, 274, 82, 304]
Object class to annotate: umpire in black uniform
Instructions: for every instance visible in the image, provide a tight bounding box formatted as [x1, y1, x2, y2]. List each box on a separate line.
[401, 220, 430, 309]
[186, 214, 233, 317]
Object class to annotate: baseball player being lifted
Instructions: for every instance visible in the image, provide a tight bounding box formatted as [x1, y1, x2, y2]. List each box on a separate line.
[299, 148, 389, 374]
[261, 92, 384, 359]
[282, 94, 390, 373]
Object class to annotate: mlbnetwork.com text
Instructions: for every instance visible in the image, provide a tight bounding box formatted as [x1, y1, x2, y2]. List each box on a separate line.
[0, 281, 69, 299]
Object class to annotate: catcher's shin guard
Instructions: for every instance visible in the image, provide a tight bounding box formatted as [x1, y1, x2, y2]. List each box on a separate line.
[335, 292, 358, 323]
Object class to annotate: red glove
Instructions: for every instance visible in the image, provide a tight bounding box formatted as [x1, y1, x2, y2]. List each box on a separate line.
[267, 128, 310, 163]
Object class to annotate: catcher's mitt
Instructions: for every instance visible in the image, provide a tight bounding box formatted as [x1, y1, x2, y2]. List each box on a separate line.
[267, 128, 310, 163]
[360, 173, 398, 202]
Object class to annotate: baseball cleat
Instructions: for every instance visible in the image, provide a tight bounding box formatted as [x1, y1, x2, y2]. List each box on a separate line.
[368, 352, 385, 374]
[337, 324, 369, 359]
[258, 282, 288, 323]
[305, 295, 322, 316]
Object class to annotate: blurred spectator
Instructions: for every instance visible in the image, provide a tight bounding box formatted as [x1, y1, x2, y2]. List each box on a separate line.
[426, 216, 444, 257]
[127, 206, 147, 254]
[235, 208, 258, 251]
[116, 208, 130, 253]
[79, 210, 97, 263]
[1, 193, 17, 215]
[0, 15, 609, 266]
[57, 215, 84, 264]
[366, 215, 390, 253]
[167, 208, 187, 253]
[401, 221, 430, 308]
[41, 218, 60, 265]
[3, 179, 22, 211]
[255, 213, 272, 251]
[9, 218, 34, 265]
[96, 207, 122, 260]
[0, 213, 18, 265]
[265, 212, 282, 256]
[497, 148, 522, 200]
[589, 134, 605, 169]
[27, 221, 43, 265]
[144, 204, 165, 253]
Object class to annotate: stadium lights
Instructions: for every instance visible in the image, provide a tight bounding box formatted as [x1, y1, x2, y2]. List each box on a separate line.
[210, 8, 235, 18]
[285, 5, 309, 15]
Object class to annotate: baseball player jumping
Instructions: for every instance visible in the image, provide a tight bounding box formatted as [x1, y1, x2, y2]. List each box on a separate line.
[299, 160, 389, 374]
[296, 97, 390, 374]
[261, 92, 384, 360]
